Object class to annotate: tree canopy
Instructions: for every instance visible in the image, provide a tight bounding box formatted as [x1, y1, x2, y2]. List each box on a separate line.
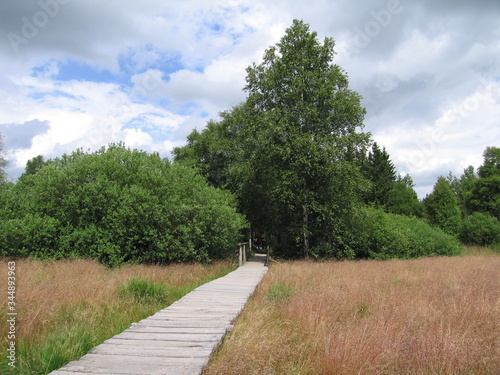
[468, 147, 500, 219]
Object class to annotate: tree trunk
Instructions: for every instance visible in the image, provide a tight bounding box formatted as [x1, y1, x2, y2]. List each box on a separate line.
[303, 204, 310, 258]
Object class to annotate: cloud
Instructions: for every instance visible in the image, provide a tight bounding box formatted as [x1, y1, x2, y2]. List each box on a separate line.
[1, 119, 50, 149]
[0, 0, 499, 197]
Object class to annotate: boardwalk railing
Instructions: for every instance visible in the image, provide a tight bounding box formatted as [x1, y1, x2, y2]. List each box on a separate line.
[238, 241, 270, 266]
[238, 242, 250, 266]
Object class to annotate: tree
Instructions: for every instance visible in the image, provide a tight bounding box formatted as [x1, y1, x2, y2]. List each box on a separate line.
[173, 117, 239, 190]
[467, 147, 500, 219]
[23, 155, 47, 176]
[241, 20, 369, 257]
[447, 166, 478, 216]
[424, 177, 462, 235]
[363, 142, 396, 206]
[0, 133, 7, 183]
[174, 20, 370, 258]
[385, 175, 421, 216]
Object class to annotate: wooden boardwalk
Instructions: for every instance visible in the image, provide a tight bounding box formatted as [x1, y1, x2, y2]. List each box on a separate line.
[50, 255, 268, 375]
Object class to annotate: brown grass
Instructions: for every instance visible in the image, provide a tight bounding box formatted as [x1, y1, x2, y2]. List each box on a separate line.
[205, 250, 500, 374]
[0, 258, 235, 343]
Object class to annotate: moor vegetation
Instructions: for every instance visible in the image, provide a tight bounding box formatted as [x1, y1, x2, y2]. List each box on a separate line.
[0, 258, 236, 374]
[204, 249, 500, 375]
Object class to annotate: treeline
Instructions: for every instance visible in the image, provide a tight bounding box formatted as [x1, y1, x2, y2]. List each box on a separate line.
[172, 20, 498, 259]
[0, 20, 498, 265]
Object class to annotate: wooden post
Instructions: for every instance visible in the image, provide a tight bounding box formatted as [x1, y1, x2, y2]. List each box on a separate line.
[248, 224, 252, 254]
[238, 244, 243, 267]
[265, 244, 270, 266]
[243, 243, 247, 263]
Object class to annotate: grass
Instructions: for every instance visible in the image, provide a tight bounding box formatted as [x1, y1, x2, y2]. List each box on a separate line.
[204, 247, 499, 374]
[0, 258, 236, 374]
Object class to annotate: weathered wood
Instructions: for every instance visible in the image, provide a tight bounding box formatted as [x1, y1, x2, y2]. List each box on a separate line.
[49, 255, 267, 375]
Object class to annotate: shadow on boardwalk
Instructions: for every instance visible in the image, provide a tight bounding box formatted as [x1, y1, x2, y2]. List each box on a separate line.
[50, 256, 268, 375]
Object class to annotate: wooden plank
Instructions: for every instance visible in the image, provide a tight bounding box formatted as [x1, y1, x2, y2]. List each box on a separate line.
[52, 354, 205, 374]
[89, 344, 213, 358]
[49, 256, 268, 375]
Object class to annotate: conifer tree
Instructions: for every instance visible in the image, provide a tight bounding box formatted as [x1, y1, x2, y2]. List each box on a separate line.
[424, 177, 462, 235]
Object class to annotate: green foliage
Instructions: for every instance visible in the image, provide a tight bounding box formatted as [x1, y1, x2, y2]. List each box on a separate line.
[0, 214, 61, 258]
[354, 207, 462, 260]
[117, 277, 169, 304]
[363, 142, 396, 207]
[448, 166, 478, 216]
[459, 212, 500, 247]
[22, 155, 47, 177]
[424, 177, 462, 236]
[385, 180, 421, 217]
[0, 144, 247, 264]
[467, 147, 500, 219]
[176, 20, 370, 259]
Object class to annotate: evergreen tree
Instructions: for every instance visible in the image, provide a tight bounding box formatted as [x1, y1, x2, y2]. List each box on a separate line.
[424, 177, 462, 235]
[363, 142, 396, 206]
[447, 166, 478, 216]
[385, 174, 421, 216]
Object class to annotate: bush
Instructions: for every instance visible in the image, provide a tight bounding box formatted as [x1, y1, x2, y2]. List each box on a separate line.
[0, 214, 61, 258]
[459, 212, 500, 246]
[353, 207, 461, 259]
[0, 145, 247, 264]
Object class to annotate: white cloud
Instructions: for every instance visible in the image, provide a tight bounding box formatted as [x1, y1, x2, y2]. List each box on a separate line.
[123, 128, 153, 148]
[1, 0, 499, 197]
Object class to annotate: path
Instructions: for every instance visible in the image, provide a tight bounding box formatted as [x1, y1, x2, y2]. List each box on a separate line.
[50, 255, 268, 375]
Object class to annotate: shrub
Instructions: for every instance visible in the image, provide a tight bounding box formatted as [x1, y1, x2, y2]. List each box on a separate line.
[459, 212, 500, 246]
[354, 207, 461, 260]
[0, 214, 61, 258]
[0, 145, 247, 264]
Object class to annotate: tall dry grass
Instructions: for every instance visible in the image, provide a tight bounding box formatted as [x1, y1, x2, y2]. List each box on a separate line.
[0, 258, 234, 341]
[205, 251, 499, 374]
[0, 258, 235, 373]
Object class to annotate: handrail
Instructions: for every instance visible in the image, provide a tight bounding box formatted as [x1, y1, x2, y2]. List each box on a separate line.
[238, 242, 250, 266]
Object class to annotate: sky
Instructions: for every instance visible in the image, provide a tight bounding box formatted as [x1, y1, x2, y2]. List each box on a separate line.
[0, 0, 499, 198]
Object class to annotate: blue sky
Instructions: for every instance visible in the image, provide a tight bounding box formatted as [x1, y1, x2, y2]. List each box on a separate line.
[0, 0, 499, 198]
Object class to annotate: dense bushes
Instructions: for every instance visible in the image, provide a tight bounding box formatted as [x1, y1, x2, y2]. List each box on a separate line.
[460, 212, 500, 247]
[354, 208, 462, 259]
[0, 145, 247, 265]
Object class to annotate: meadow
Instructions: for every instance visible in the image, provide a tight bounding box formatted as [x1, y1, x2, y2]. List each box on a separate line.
[204, 247, 499, 374]
[0, 258, 236, 374]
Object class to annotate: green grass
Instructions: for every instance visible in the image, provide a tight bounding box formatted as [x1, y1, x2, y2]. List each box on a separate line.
[267, 281, 295, 302]
[117, 276, 170, 304]
[11, 302, 151, 374]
